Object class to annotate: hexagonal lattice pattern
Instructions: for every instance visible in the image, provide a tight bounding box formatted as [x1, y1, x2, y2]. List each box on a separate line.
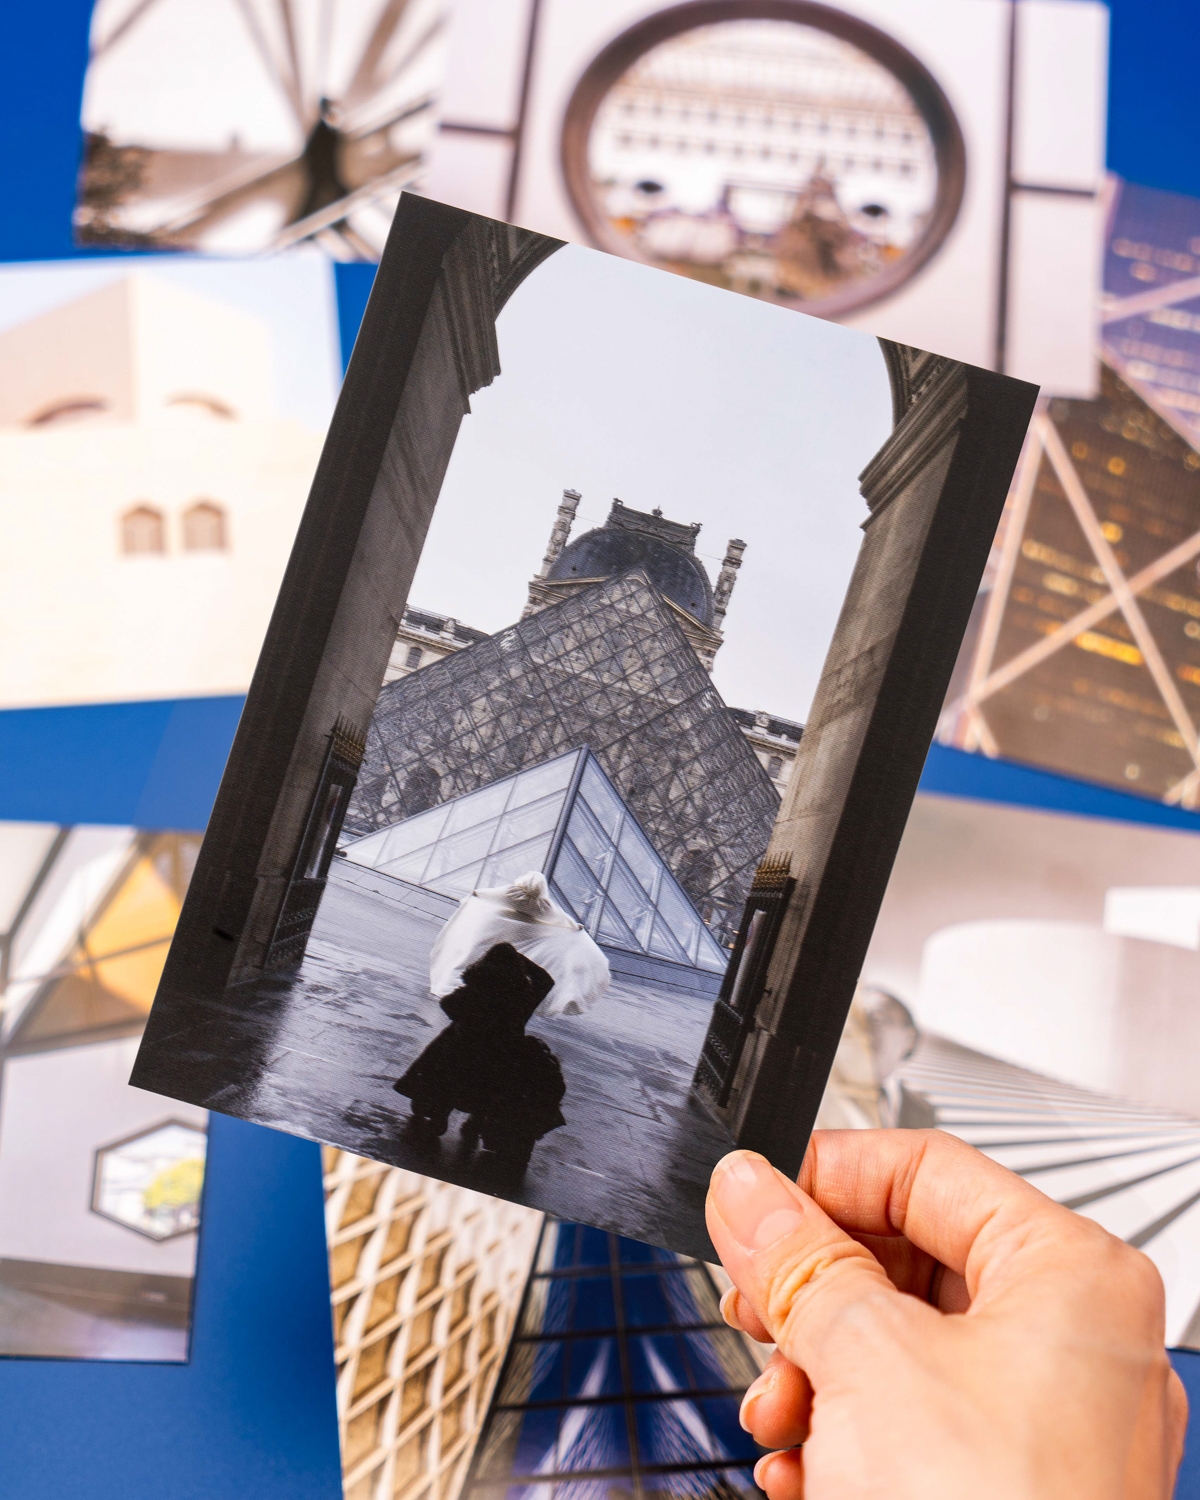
[325, 1150, 542, 1500]
[346, 571, 779, 943]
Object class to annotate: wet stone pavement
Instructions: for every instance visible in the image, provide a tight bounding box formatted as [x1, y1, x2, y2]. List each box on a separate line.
[154, 862, 734, 1259]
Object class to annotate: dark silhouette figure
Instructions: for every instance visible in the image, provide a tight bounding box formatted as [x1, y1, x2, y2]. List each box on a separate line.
[394, 943, 566, 1171]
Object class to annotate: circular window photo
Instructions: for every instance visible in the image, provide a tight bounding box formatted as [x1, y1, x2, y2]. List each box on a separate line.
[562, 1, 965, 317]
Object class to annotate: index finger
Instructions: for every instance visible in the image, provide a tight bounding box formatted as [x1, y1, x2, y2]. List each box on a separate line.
[799, 1128, 1081, 1298]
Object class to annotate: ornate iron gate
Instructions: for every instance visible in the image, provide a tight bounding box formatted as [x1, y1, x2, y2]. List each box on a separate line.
[694, 855, 794, 1108]
[266, 716, 366, 968]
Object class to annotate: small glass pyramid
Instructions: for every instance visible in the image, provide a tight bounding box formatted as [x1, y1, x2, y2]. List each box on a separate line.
[342, 748, 727, 972]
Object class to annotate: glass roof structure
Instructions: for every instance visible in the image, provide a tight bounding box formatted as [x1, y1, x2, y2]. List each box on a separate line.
[462, 1219, 765, 1500]
[346, 570, 779, 946]
[343, 748, 728, 972]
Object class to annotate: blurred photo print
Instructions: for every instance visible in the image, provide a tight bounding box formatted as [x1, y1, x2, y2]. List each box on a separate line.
[938, 178, 1200, 807]
[75, 0, 449, 257]
[850, 787, 1200, 1351]
[0, 250, 340, 710]
[0, 822, 206, 1362]
[130, 197, 1035, 1255]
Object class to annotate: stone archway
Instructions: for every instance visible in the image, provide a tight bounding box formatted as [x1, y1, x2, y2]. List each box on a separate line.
[144, 199, 563, 1006]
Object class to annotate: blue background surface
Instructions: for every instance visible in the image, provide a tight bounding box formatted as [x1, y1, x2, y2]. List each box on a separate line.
[0, 1114, 342, 1500]
[0, 0, 1198, 1488]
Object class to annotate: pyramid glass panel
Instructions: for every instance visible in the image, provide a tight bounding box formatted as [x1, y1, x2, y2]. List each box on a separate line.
[479, 835, 556, 890]
[552, 839, 606, 931]
[550, 760, 726, 972]
[595, 897, 641, 951]
[344, 747, 728, 972]
[565, 803, 611, 881]
[444, 779, 512, 836]
[462, 1221, 765, 1500]
[618, 820, 662, 899]
[424, 822, 499, 884]
[578, 759, 624, 840]
[648, 915, 692, 968]
[510, 755, 579, 808]
[343, 752, 583, 897]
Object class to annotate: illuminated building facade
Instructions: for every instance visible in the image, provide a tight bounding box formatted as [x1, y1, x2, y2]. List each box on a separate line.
[325, 1152, 543, 1500]
[940, 363, 1200, 806]
[327, 1176, 771, 1500]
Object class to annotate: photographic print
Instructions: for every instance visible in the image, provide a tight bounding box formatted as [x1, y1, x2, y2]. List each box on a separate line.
[75, 0, 448, 257]
[832, 783, 1200, 1350]
[0, 820, 206, 1361]
[73, 0, 1108, 387]
[0, 251, 339, 708]
[938, 177, 1200, 807]
[131, 196, 1034, 1256]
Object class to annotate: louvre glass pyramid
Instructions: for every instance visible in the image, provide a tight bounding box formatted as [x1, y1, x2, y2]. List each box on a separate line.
[462, 1220, 764, 1500]
[343, 748, 727, 972]
[345, 570, 779, 945]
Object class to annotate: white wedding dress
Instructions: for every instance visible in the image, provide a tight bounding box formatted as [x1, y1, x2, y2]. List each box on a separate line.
[428, 872, 610, 1017]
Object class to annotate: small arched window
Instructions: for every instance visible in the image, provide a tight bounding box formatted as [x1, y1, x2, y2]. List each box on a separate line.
[166, 393, 236, 420]
[767, 755, 784, 779]
[29, 397, 109, 427]
[182, 501, 227, 551]
[121, 505, 165, 555]
[405, 645, 424, 670]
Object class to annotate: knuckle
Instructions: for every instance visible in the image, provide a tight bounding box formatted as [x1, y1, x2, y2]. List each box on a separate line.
[1168, 1368, 1190, 1431]
[760, 1238, 879, 1337]
[1093, 1230, 1163, 1299]
[761, 1243, 839, 1324]
[1065, 1224, 1168, 1334]
[1123, 1245, 1168, 1311]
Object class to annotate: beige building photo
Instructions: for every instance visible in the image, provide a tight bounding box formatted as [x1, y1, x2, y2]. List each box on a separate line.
[0, 254, 339, 708]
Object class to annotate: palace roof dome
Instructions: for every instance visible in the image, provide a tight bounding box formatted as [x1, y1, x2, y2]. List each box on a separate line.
[547, 500, 714, 625]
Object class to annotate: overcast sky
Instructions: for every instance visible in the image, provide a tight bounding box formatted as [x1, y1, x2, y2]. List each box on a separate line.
[0, 250, 341, 430]
[411, 243, 893, 725]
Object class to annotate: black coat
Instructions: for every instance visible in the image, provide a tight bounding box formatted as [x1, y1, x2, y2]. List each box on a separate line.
[395, 943, 565, 1140]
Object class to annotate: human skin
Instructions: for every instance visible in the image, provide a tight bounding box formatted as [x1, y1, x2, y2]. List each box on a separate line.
[705, 1130, 1187, 1500]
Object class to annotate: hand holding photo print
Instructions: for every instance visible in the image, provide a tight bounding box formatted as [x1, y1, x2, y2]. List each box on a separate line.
[132, 196, 1035, 1257]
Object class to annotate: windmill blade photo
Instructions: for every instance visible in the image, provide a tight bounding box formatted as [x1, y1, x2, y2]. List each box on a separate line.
[76, 0, 448, 257]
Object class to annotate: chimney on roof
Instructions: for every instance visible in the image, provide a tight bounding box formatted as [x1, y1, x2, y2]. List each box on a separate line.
[536, 488, 581, 578]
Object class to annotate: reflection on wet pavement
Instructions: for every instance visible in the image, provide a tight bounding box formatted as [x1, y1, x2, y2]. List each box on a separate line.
[147, 862, 733, 1258]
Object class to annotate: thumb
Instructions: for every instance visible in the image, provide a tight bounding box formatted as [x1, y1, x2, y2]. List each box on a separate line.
[706, 1149, 917, 1380]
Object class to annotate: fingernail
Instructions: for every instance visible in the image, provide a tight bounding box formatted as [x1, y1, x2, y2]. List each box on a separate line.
[711, 1151, 806, 1251]
[719, 1286, 742, 1329]
[739, 1369, 772, 1433]
[753, 1453, 779, 1489]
